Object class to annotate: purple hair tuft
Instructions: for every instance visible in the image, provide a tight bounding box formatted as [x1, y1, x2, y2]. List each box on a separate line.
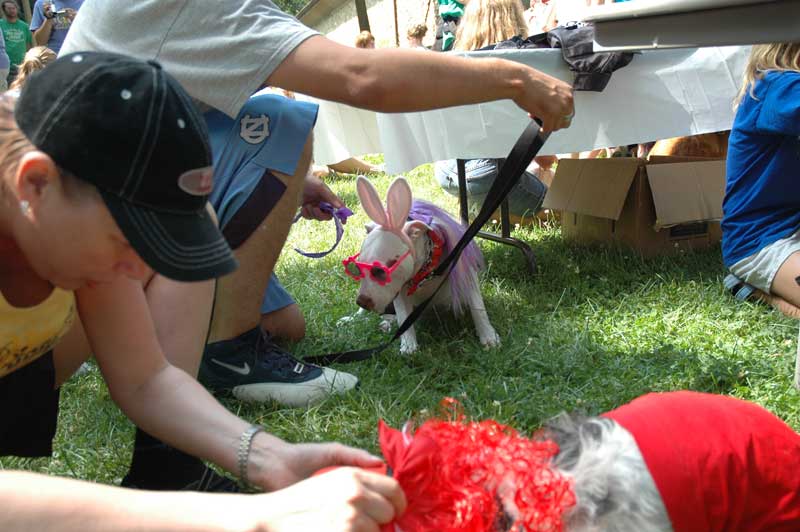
[408, 199, 484, 314]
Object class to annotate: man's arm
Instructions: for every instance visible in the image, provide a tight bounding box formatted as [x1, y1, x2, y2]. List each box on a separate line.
[30, 2, 53, 47]
[268, 35, 574, 132]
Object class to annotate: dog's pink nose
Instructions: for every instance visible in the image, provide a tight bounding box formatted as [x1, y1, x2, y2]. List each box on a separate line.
[356, 294, 375, 310]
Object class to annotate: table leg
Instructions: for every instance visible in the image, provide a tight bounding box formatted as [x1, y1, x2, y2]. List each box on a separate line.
[456, 159, 537, 275]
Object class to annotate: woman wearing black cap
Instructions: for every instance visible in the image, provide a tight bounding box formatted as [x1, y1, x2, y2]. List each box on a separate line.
[0, 52, 404, 531]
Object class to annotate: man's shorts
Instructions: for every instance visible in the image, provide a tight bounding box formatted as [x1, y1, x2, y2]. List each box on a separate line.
[205, 92, 318, 314]
[729, 228, 800, 293]
[0, 352, 61, 457]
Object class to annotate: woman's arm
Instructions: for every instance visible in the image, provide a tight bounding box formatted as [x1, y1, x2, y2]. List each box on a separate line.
[0, 471, 248, 532]
[76, 277, 382, 490]
[0, 468, 406, 532]
[268, 35, 574, 132]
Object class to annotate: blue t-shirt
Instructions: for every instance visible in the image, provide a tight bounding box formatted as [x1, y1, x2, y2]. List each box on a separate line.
[30, 0, 84, 55]
[721, 71, 800, 267]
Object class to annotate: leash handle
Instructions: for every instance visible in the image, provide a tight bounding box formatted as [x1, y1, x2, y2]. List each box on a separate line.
[304, 121, 548, 365]
[293, 201, 353, 258]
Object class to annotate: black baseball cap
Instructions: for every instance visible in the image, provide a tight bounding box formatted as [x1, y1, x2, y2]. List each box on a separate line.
[15, 51, 237, 282]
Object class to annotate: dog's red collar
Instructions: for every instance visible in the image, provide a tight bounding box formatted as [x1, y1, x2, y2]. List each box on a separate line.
[407, 229, 445, 296]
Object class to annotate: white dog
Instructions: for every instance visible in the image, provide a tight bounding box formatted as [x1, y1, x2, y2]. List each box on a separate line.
[343, 176, 500, 354]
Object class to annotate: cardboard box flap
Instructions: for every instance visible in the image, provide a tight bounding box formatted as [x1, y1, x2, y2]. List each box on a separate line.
[646, 160, 726, 229]
[543, 158, 640, 220]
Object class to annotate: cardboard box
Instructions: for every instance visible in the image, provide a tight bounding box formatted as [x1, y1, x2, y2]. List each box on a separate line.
[543, 156, 726, 256]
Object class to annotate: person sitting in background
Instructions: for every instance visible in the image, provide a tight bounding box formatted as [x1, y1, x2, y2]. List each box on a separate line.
[435, 0, 554, 222]
[1, 0, 34, 86]
[354, 30, 375, 49]
[7, 45, 55, 94]
[406, 23, 428, 49]
[722, 43, 800, 317]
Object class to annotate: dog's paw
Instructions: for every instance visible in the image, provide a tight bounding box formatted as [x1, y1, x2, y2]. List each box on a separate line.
[400, 340, 419, 355]
[480, 329, 501, 349]
[337, 315, 357, 326]
[378, 314, 395, 333]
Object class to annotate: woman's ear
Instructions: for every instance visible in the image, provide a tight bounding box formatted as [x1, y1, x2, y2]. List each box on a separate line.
[14, 151, 61, 208]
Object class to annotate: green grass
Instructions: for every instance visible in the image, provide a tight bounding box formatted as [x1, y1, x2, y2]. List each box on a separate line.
[4, 159, 799, 482]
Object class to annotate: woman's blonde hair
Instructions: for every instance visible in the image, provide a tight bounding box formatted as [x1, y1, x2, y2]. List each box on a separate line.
[9, 46, 57, 92]
[354, 30, 375, 49]
[454, 0, 528, 52]
[0, 93, 91, 202]
[734, 42, 800, 108]
[407, 23, 428, 40]
[0, 93, 34, 198]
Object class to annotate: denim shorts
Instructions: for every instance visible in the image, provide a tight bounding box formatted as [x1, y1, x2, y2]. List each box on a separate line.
[434, 158, 547, 217]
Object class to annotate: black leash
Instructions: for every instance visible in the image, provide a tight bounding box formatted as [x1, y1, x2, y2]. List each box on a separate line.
[303, 120, 549, 365]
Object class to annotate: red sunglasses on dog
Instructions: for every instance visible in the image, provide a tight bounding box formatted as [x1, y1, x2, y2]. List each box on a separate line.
[343, 249, 412, 286]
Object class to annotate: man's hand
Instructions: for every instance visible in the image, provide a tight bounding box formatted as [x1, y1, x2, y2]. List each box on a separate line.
[301, 174, 344, 220]
[514, 66, 575, 133]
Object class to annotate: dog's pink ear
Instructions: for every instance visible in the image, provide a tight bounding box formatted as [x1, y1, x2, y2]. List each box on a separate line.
[385, 177, 412, 231]
[357, 176, 389, 226]
[404, 220, 430, 240]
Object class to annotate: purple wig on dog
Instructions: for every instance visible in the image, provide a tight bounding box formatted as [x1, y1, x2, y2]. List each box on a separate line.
[408, 199, 484, 314]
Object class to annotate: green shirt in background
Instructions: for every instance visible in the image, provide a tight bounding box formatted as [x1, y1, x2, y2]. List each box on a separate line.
[0, 18, 33, 68]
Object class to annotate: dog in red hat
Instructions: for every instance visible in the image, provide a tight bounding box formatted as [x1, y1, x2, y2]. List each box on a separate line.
[327, 392, 800, 532]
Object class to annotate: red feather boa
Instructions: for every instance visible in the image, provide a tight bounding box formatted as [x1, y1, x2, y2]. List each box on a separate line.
[376, 399, 575, 532]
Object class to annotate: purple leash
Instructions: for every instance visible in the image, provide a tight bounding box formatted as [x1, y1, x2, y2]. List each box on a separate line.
[293, 201, 353, 258]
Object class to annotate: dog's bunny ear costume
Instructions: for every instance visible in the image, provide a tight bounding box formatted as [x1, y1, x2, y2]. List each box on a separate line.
[357, 176, 416, 256]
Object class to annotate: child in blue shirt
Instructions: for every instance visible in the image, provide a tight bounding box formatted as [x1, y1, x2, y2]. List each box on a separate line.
[722, 43, 800, 307]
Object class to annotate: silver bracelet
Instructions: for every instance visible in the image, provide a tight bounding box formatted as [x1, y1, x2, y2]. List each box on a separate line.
[237, 425, 265, 490]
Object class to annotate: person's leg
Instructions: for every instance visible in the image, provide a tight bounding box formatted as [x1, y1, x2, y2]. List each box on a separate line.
[206, 137, 310, 344]
[199, 94, 357, 406]
[767, 252, 800, 308]
[327, 157, 381, 175]
[259, 273, 306, 343]
[261, 303, 305, 342]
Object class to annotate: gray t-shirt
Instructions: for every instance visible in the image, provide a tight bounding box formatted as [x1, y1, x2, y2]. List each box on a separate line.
[60, 0, 318, 118]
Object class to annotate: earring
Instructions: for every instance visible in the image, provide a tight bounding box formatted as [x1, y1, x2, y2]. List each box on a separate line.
[19, 200, 30, 216]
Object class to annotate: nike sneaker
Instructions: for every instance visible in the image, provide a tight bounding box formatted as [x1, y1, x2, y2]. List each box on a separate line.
[199, 327, 358, 407]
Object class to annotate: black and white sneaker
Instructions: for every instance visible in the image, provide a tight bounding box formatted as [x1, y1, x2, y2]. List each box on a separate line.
[199, 327, 358, 407]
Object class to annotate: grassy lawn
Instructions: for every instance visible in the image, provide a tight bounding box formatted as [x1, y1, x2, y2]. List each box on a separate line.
[3, 160, 799, 484]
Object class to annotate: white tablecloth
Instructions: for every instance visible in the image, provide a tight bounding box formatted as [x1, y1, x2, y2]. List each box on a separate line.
[299, 46, 749, 174]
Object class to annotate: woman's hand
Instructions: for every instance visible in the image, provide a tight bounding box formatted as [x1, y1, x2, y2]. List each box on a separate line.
[252, 468, 406, 532]
[249, 433, 386, 491]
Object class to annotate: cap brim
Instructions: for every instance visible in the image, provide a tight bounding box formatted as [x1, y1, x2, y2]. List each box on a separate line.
[100, 191, 238, 282]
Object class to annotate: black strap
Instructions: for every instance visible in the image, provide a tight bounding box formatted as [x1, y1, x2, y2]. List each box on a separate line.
[304, 121, 548, 365]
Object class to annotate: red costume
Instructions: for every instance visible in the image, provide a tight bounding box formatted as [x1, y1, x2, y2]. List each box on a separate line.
[604, 391, 800, 532]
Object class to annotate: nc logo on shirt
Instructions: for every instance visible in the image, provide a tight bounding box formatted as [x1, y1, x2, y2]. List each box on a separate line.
[240, 114, 270, 145]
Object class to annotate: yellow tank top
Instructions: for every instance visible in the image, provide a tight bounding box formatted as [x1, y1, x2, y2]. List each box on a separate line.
[0, 287, 76, 378]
